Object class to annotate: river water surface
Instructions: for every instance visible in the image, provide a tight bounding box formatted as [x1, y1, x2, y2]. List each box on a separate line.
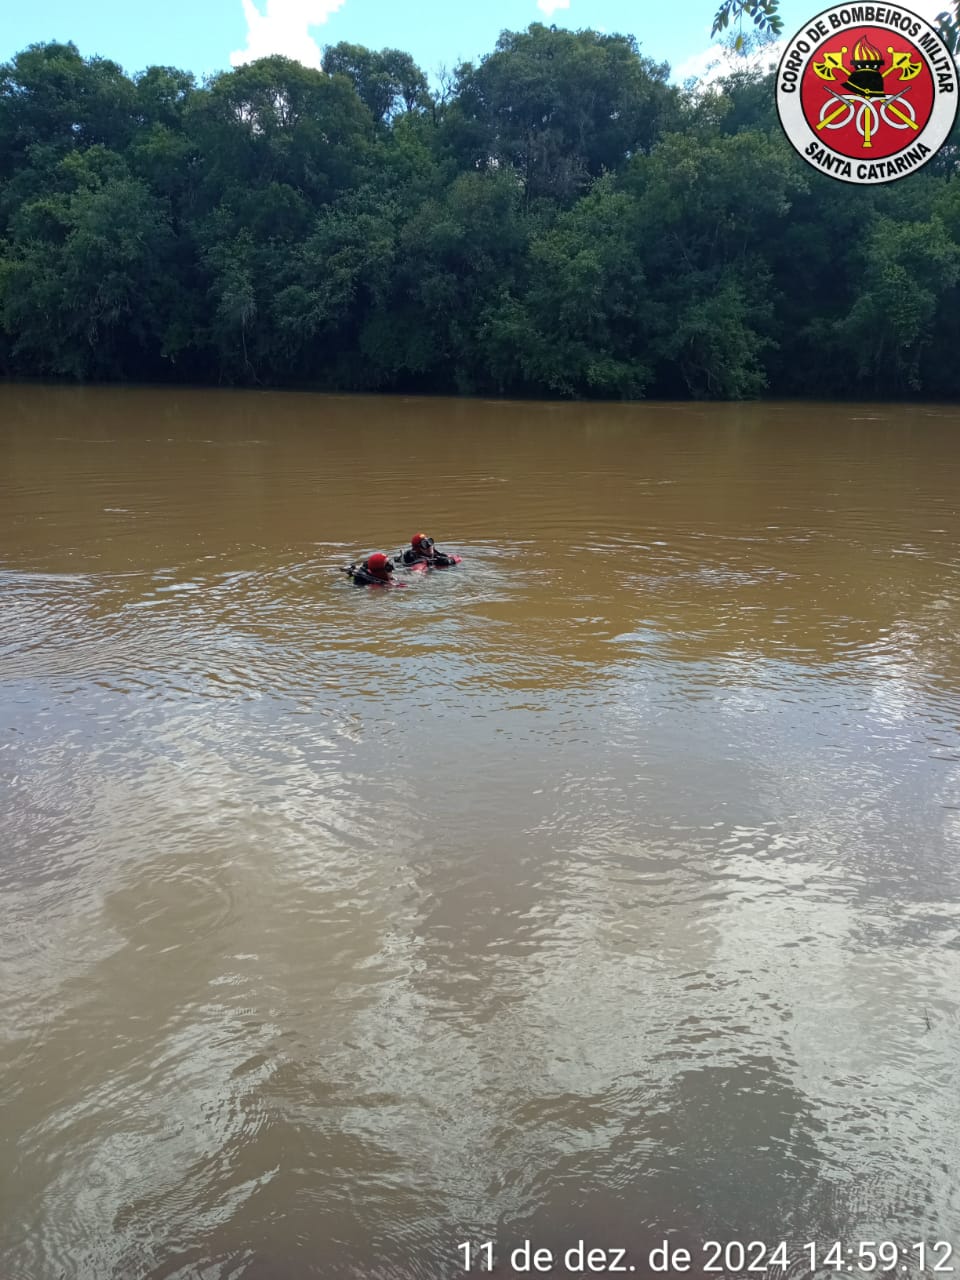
[2, 385, 960, 1280]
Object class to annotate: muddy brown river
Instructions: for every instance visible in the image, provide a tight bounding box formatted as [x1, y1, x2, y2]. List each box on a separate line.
[2, 384, 959, 1280]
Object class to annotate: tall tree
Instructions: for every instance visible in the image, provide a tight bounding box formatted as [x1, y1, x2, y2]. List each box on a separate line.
[186, 55, 374, 211]
[2, 32, 960, 399]
[453, 25, 677, 204]
[321, 44, 429, 123]
[0, 41, 136, 179]
[0, 147, 177, 378]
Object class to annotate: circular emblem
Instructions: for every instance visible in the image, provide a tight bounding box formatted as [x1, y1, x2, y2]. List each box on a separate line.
[776, 3, 959, 184]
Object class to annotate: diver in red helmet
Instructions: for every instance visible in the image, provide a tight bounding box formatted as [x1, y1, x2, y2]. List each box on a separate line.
[400, 533, 455, 567]
[347, 552, 396, 585]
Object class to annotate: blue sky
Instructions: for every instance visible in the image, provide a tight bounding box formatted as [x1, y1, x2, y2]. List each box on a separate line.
[0, 0, 947, 86]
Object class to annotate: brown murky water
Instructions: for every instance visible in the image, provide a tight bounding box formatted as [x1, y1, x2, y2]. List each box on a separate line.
[2, 384, 960, 1280]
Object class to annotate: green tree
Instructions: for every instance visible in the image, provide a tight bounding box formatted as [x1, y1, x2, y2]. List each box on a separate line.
[0, 42, 136, 178]
[830, 215, 960, 393]
[134, 65, 196, 129]
[185, 56, 374, 211]
[272, 200, 397, 386]
[3, 29, 960, 400]
[321, 43, 429, 123]
[0, 147, 176, 378]
[624, 129, 806, 397]
[366, 170, 527, 393]
[481, 178, 653, 397]
[203, 227, 260, 381]
[453, 25, 677, 204]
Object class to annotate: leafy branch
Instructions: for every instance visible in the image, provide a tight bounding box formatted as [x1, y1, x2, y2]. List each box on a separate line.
[712, 0, 960, 55]
[937, 8, 960, 54]
[711, 0, 783, 53]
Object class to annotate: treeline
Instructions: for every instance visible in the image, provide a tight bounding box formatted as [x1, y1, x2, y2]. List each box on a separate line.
[2, 30, 960, 400]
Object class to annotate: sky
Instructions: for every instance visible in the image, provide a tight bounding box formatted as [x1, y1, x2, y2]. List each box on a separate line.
[0, 0, 952, 88]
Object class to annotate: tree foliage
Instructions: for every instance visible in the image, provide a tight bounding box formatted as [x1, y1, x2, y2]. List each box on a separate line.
[713, 0, 960, 55]
[1, 28, 960, 400]
[712, 0, 783, 52]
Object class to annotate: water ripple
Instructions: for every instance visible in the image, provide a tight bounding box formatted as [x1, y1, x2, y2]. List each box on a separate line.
[3, 389, 960, 1278]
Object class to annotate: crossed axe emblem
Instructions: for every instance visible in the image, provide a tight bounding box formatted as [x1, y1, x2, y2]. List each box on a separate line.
[812, 45, 924, 147]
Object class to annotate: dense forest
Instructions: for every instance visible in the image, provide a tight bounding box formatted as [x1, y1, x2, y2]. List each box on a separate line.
[2, 29, 960, 400]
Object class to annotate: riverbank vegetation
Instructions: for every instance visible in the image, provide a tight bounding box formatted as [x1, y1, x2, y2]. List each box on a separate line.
[2, 29, 960, 399]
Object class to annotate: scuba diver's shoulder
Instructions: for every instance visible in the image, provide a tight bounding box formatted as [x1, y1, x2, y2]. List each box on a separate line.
[345, 552, 403, 586]
[395, 535, 462, 571]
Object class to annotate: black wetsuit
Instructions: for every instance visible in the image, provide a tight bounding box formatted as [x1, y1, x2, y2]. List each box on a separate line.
[350, 563, 393, 585]
[400, 548, 455, 567]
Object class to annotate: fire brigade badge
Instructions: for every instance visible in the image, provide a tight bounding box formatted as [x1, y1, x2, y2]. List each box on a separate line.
[776, 3, 958, 183]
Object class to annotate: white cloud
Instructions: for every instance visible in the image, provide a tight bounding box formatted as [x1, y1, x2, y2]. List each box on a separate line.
[671, 45, 724, 86]
[672, 38, 784, 89]
[229, 0, 346, 70]
[537, 0, 570, 15]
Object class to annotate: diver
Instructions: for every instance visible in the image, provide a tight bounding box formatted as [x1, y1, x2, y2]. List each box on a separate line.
[346, 552, 396, 585]
[399, 533, 456, 567]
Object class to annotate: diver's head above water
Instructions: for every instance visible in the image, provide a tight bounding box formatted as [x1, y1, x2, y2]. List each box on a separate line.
[366, 553, 394, 579]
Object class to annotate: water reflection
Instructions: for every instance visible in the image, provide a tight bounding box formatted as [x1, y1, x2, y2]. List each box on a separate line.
[2, 386, 960, 1279]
